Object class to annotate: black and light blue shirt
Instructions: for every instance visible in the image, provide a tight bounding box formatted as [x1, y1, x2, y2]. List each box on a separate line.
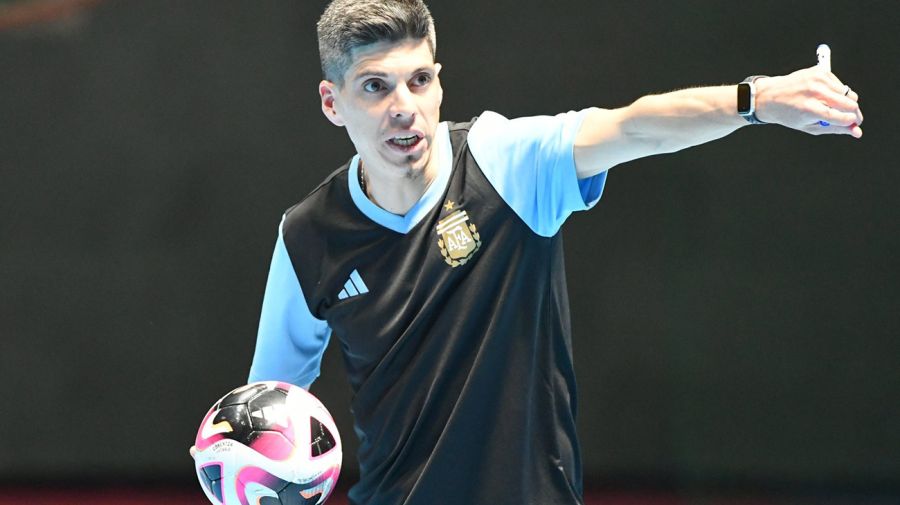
[249, 110, 606, 505]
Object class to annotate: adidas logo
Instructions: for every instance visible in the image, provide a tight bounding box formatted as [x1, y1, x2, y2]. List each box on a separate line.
[338, 269, 369, 300]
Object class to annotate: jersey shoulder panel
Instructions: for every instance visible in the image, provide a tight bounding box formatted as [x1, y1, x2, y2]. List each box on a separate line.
[467, 110, 607, 237]
[283, 162, 351, 221]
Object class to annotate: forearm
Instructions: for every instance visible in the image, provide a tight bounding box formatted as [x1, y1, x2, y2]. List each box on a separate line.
[574, 86, 745, 177]
[621, 86, 747, 155]
[574, 67, 863, 178]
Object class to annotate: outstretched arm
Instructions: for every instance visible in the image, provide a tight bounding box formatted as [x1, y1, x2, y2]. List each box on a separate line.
[574, 66, 864, 178]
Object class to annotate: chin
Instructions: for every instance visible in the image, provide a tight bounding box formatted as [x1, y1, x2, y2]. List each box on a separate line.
[385, 153, 429, 176]
[407, 154, 434, 175]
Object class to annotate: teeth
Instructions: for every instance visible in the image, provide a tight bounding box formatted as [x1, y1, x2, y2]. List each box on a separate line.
[391, 136, 418, 147]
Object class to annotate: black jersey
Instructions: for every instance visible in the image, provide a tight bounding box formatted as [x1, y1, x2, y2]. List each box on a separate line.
[250, 111, 607, 504]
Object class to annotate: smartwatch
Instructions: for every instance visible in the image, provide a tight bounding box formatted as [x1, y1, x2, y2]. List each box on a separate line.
[737, 75, 768, 124]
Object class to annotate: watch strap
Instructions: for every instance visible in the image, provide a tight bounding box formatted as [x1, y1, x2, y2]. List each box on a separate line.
[739, 75, 768, 125]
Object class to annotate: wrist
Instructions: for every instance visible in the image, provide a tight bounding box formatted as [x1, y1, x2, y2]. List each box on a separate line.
[750, 76, 772, 124]
[737, 75, 768, 124]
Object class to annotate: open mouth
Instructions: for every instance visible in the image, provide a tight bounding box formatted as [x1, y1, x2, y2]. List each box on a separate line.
[388, 134, 422, 147]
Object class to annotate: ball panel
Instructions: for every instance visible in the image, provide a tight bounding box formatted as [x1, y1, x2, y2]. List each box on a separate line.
[218, 382, 271, 407]
[277, 482, 325, 505]
[248, 430, 295, 461]
[309, 417, 336, 458]
[291, 463, 341, 505]
[247, 389, 296, 444]
[198, 463, 224, 504]
[194, 405, 228, 452]
[246, 388, 289, 419]
[213, 404, 253, 443]
[235, 465, 289, 505]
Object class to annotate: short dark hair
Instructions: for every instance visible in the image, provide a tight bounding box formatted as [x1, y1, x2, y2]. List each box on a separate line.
[317, 0, 437, 85]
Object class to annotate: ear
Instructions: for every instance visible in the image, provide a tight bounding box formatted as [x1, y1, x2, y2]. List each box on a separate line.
[319, 80, 345, 127]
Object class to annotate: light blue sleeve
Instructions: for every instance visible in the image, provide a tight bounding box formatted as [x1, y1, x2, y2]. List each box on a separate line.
[247, 217, 331, 389]
[467, 109, 608, 237]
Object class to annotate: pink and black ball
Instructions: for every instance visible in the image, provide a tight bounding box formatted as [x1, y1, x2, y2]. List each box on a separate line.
[193, 382, 341, 505]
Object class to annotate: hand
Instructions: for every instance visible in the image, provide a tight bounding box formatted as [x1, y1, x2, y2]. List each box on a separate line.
[755, 67, 863, 138]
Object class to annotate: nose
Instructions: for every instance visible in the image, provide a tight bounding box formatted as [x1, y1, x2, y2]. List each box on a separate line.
[388, 83, 416, 123]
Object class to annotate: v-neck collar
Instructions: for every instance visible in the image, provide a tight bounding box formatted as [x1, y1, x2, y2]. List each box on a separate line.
[348, 122, 452, 234]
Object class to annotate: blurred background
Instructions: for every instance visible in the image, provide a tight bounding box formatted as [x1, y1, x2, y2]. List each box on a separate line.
[1, 0, 898, 503]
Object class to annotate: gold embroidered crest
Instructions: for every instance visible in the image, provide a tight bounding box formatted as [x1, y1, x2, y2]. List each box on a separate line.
[436, 209, 481, 267]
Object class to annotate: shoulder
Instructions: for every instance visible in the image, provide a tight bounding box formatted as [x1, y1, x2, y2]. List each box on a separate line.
[468, 110, 588, 155]
[458, 110, 605, 237]
[283, 162, 352, 231]
[286, 163, 350, 214]
[463, 109, 589, 182]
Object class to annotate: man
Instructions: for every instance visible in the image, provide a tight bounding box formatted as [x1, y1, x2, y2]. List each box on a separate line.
[247, 1, 863, 504]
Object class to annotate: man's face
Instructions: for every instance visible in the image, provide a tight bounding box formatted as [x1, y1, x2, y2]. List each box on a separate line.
[319, 38, 443, 179]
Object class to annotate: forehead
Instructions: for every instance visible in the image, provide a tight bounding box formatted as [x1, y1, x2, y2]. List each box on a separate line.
[345, 38, 435, 80]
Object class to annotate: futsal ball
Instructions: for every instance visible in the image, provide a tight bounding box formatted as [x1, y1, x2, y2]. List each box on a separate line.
[192, 381, 342, 505]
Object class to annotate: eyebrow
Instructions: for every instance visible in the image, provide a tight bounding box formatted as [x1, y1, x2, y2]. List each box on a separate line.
[353, 66, 434, 81]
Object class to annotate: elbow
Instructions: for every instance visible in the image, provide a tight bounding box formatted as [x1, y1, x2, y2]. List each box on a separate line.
[621, 95, 689, 155]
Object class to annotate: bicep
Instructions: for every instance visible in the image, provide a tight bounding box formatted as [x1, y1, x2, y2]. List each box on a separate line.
[574, 106, 646, 178]
[248, 220, 331, 389]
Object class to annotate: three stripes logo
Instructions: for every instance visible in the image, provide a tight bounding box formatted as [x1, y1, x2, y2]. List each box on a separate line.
[338, 269, 369, 300]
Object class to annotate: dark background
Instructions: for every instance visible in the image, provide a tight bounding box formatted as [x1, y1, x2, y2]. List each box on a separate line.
[1, 0, 898, 498]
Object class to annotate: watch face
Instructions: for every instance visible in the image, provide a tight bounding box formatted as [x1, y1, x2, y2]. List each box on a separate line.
[737, 82, 752, 114]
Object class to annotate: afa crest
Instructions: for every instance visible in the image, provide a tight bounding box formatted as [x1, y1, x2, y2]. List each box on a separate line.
[436, 207, 482, 267]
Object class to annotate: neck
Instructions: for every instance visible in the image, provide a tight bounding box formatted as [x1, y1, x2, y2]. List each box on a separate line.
[359, 141, 441, 215]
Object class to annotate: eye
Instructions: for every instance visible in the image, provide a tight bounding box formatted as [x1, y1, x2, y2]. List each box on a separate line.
[412, 72, 432, 87]
[363, 79, 385, 93]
